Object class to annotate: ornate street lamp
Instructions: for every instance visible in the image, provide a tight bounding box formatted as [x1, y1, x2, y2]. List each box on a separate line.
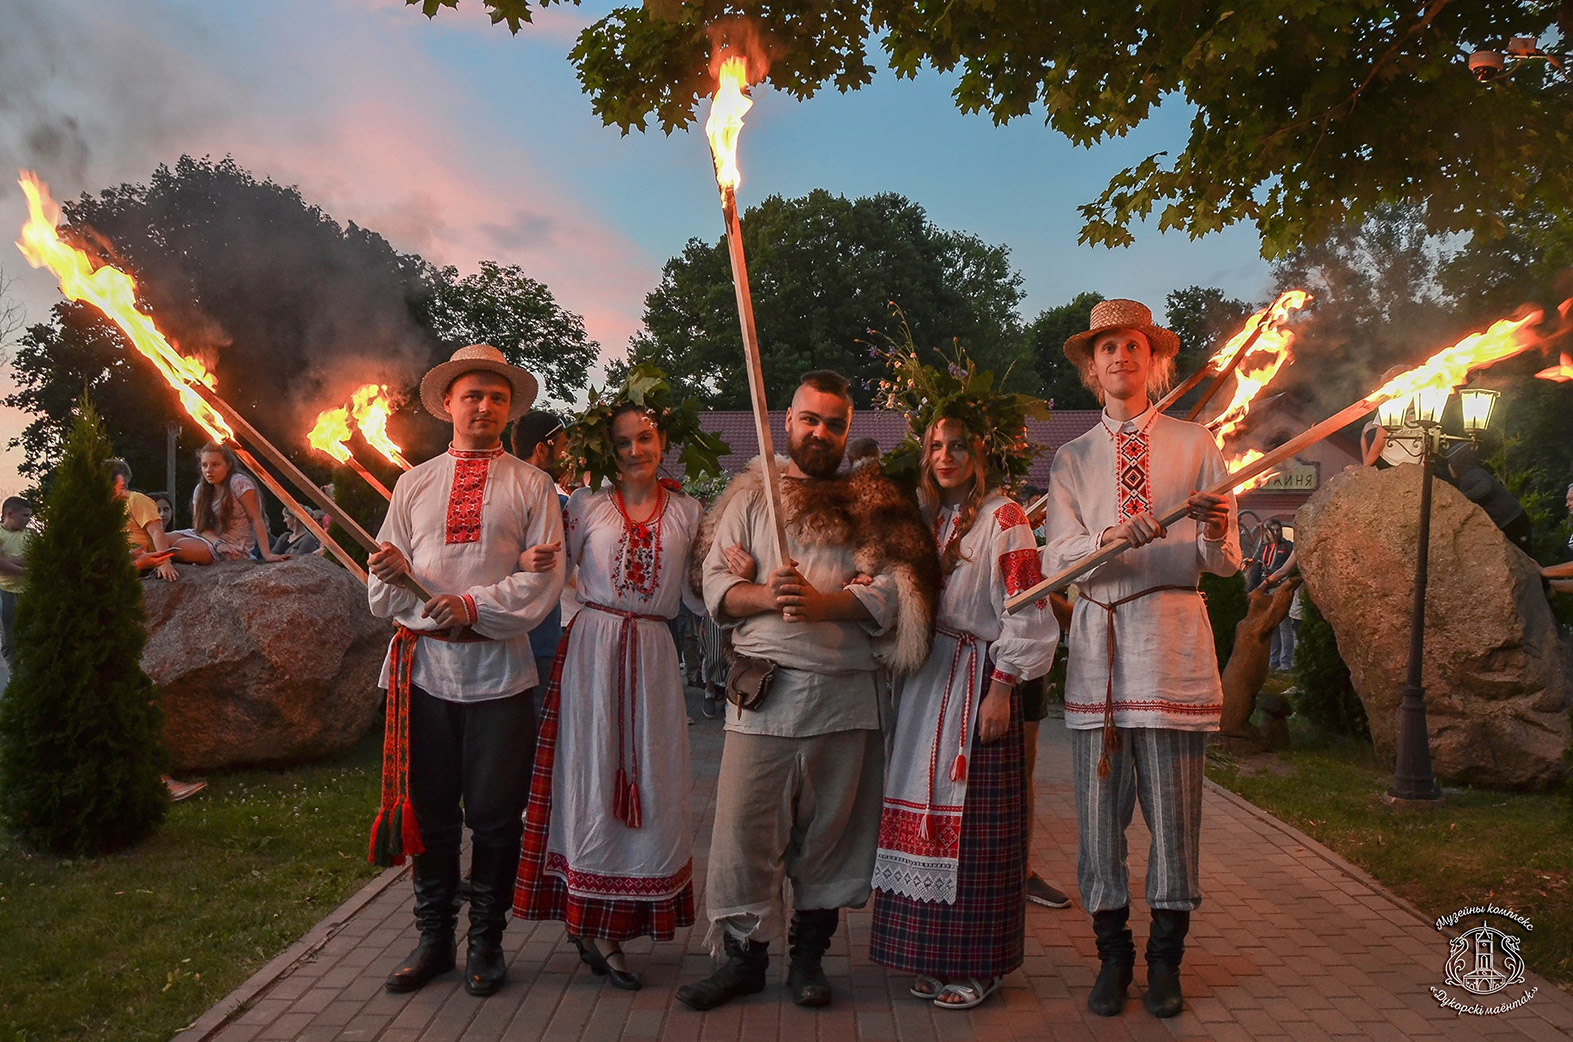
[1377, 386, 1500, 806]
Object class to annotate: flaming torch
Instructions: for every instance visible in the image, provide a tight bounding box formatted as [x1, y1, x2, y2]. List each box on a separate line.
[706, 54, 790, 564]
[1007, 307, 1557, 613]
[350, 383, 412, 471]
[308, 403, 394, 501]
[15, 172, 426, 599]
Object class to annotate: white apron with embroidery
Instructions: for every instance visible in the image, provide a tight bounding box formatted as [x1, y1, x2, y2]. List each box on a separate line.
[872, 494, 1059, 904]
[545, 487, 703, 903]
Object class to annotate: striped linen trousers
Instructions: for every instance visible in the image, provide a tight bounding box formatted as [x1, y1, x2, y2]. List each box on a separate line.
[1071, 726, 1206, 914]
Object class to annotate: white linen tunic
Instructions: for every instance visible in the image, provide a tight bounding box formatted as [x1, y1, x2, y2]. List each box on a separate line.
[874, 494, 1059, 903]
[368, 446, 565, 702]
[1043, 408, 1242, 731]
[545, 487, 702, 902]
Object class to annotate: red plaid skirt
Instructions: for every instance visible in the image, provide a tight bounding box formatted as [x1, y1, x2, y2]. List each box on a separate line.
[869, 689, 1028, 977]
[512, 634, 695, 942]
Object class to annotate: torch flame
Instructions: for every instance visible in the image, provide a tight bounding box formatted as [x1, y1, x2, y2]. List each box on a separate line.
[349, 383, 410, 470]
[1208, 290, 1310, 443]
[705, 56, 752, 193]
[1369, 310, 1546, 404]
[15, 172, 232, 441]
[307, 406, 354, 463]
[1536, 351, 1573, 382]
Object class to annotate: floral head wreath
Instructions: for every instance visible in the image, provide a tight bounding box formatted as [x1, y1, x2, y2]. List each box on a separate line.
[566, 361, 730, 491]
[872, 312, 1050, 492]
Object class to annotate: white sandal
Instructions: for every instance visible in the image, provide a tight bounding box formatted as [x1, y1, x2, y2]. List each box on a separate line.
[933, 976, 1001, 1010]
[909, 974, 944, 999]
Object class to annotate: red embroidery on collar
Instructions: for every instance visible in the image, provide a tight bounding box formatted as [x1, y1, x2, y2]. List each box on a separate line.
[445, 454, 494, 544]
[447, 445, 504, 460]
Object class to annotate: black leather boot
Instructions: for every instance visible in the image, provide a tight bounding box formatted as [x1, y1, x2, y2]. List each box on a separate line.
[786, 908, 838, 1007]
[463, 837, 522, 997]
[385, 845, 460, 993]
[1143, 909, 1190, 1018]
[675, 933, 769, 1011]
[1086, 906, 1135, 1016]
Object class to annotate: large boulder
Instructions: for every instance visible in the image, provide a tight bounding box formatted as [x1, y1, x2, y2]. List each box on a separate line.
[1296, 464, 1571, 790]
[142, 556, 390, 772]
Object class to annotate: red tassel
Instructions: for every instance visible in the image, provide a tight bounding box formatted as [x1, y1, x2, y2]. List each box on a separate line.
[367, 807, 387, 865]
[399, 795, 424, 857]
[949, 753, 968, 783]
[613, 769, 629, 823]
[1097, 753, 1111, 779]
[624, 783, 642, 829]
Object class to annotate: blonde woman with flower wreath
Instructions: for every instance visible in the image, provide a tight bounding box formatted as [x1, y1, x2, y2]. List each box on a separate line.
[868, 349, 1059, 1011]
[513, 365, 727, 990]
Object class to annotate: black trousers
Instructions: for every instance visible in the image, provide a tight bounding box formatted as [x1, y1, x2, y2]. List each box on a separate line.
[408, 685, 536, 856]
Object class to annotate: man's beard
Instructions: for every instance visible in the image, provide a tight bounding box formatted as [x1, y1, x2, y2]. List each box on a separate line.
[788, 432, 844, 478]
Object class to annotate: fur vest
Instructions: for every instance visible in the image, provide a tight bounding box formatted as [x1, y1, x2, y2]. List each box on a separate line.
[691, 457, 940, 676]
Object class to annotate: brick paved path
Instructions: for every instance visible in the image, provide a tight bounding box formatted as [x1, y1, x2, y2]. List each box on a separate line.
[176, 694, 1573, 1042]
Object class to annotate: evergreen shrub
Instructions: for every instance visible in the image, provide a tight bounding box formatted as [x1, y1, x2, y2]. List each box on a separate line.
[1290, 589, 1370, 740]
[0, 404, 169, 855]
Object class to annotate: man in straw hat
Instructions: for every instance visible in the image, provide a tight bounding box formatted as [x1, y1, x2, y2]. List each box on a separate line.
[1041, 300, 1240, 1019]
[367, 344, 566, 997]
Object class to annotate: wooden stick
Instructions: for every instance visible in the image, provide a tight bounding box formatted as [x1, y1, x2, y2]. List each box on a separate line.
[185, 381, 433, 602]
[1006, 389, 1399, 614]
[1184, 315, 1269, 422]
[1151, 361, 1218, 415]
[720, 187, 792, 564]
[232, 446, 367, 583]
[345, 455, 394, 501]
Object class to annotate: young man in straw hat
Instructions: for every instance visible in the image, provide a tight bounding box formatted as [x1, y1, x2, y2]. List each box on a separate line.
[367, 344, 566, 997]
[1041, 300, 1240, 1019]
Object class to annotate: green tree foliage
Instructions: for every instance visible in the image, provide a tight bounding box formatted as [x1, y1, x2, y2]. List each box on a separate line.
[1290, 590, 1369, 741]
[416, 260, 599, 408]
[0, 403, 169, 856]
[415, 1, 1569, 256]
[626, 189, 1029, 407]
[1164, 285, 1253, 376]
[1024, 292, 1102, 411]
[7, 156, 598, 497]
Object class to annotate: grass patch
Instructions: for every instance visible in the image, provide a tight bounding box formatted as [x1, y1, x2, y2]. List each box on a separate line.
[0, 729, 383, 1042]
[1207, 723, 1573, 991]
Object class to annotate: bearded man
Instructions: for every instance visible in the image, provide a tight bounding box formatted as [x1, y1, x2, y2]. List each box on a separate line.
[1042, 300, 1240, 1020]
[676, 370, 938, 1012]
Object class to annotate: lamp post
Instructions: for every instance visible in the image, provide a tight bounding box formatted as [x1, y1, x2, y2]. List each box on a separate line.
[1378, 386, 1500, 807]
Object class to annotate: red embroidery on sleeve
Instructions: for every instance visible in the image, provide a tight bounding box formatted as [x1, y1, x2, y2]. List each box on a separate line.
[461, 594, 478, 625]
[999, 547, 1046, 598]
[994, 501, 1031, 531]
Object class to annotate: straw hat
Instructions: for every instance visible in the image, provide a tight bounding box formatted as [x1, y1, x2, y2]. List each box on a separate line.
[1062, 298, 1181, 367]
[419, 344, 539, 422]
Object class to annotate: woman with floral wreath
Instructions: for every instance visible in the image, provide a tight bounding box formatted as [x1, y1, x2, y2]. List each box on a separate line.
[868, 345, 1060, 1010]
[513, 365, 727, 990]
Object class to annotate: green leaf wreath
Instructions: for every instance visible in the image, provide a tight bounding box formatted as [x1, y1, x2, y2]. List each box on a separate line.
[566, 361, 730, 490]
[871, 310, 1051, 491]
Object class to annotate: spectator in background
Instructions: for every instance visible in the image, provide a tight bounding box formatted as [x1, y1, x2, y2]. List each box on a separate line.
[167, 443, 285, 564]
[846, 436, 880, 469]
[1446, 444, 1532, 555]
[110, 460, 179, 583]
[0, 496, 32, 666]
[513, 411, 570, 721]
[1250, 520, 1295, 670]
[271, 508, 324, 558]
[149, 491, 175, 530]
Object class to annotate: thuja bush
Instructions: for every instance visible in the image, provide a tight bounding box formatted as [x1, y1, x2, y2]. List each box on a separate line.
[1290, 590, 1370, 741]
[0, 403, 168, 855]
